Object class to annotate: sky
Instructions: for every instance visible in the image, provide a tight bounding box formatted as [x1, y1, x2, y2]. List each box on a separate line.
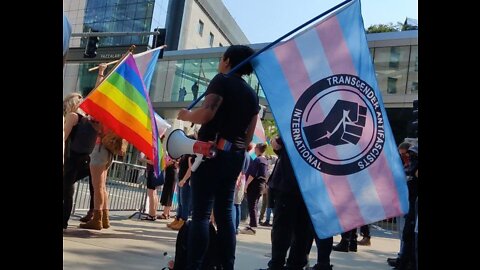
[222, 0, 418, 44]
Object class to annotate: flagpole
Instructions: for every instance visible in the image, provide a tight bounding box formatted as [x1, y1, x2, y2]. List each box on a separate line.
[186, 0, 355, 110]
[88, 45, 167, 71]
[82, 45, 136, 100]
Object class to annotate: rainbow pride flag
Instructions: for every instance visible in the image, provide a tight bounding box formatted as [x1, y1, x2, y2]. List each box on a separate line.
[80, 53, 163, 174]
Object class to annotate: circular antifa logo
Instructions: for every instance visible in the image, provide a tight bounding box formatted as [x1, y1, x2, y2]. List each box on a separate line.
[291, 74, 385, 176]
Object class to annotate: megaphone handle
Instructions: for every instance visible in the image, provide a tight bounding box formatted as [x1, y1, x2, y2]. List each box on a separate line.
[191, 154, 204, 172]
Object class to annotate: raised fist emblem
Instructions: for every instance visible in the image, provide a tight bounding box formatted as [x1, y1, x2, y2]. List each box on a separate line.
[303, 100, 367, 149]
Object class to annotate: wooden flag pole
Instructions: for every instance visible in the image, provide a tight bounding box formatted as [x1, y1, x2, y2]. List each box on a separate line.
[88, 45, 166, 72]
[87, 44, 136, 72]
[82, 45, 136, 100]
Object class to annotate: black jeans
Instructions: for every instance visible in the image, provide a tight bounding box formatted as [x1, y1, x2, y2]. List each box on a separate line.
[268, 190, 313, 270]
[360, 225, 370, 237]
[246, 185, 262, 227]
[63, 152, 91, 228]
[186, 150, 244, 270]
[306, 233, 333, 267]
[341, 228, 358, 241]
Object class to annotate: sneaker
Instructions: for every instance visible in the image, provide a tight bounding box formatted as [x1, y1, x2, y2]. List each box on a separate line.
[260, 221, 272, 226]
[239, 226, 256, 235]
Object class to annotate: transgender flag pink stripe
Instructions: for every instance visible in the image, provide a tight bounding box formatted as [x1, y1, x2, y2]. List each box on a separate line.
[316, 16, 402, 219]
[273, 36, 365, 231]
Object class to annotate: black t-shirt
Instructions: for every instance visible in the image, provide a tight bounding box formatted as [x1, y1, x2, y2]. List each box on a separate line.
[270, 137, 301, 195]
[197, 73, 259, 149]
[178, 154, 192, 180]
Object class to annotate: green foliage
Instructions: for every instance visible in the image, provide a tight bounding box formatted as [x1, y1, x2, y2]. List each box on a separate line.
[262, 119, 278, 157]
[366, 23, 399, 33]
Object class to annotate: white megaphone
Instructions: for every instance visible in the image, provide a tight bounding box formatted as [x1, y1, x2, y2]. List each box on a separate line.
[166, 129, 217, 172]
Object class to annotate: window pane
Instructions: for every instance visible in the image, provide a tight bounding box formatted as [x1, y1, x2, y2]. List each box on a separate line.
[170, 57, 220, 103]
[182, 59, 203, 101]
[374, 46, 410, 95]
[171, 60, 185, 102]
[150, 60, 168, 102]
[198, 20, 204, 36]
[209, 33, 214, 47]
[407, 46, 418, 94]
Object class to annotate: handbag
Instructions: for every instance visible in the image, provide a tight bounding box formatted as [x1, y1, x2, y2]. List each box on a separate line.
[147, 164, 165, 187]
[101, 131, 128, 156]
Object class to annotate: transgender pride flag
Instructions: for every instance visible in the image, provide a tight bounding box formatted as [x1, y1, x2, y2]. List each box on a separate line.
[133, 46, 163, 91]
[251, 0, 409, 238]
[248, 106, 267, 159]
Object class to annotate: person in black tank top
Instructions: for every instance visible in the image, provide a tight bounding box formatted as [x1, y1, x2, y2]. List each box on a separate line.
[63, 93, 97, 230]
[177, 45, 259, 270]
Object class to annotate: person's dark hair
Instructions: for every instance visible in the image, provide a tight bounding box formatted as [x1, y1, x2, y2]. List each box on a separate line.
[223, 45, 255, 76]
[255, 143, 267, 154]
[398, 142, 411, 151]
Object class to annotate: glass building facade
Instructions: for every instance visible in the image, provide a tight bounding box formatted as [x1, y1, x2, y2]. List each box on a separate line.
[81, 0, 169, 47]
[64, 31, 418, 143]
[149, 56, 264, 104]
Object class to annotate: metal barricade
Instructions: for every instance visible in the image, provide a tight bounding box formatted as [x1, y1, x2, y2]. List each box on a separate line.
[72, 161, 147, 214]
[372, 217, 401, 234]
[72, 160, 179, 215]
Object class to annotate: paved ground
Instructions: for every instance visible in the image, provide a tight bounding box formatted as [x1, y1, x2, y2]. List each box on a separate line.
[63, 211, 400, 270]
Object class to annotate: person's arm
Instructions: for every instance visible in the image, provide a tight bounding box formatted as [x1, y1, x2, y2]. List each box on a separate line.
[138, 154, 154, 165]
[64, 112, 79, 141]
[94, 63, 108, 87]
[244, 114, 258, 148]
[236, 172, 243, 188]
[179, 157, 193, 187]
[245, 175, 255, 192]
[177, 93, 223, 124]
[244, 159, 258, 192]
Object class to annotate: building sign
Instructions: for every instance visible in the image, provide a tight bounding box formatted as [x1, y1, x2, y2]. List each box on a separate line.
[65, 45, 149, 62]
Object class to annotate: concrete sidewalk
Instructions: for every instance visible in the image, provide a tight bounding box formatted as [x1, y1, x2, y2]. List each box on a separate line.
[63, 212, 400, 270]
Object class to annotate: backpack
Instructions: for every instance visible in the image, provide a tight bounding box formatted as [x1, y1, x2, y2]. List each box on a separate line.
[101, 130, 128, 156]
[173, 221, 222, 270]
[68, 114, 98, 155]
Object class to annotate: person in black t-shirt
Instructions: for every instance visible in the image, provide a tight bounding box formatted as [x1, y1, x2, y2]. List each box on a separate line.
[259, 136, 333, 270]
[177, 45, 259, 270]
[240, 143, 268, 235]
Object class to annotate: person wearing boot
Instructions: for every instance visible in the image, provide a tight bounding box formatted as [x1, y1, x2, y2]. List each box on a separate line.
[79, 63, 114, 231]
[395, 145, 418, 270]
[169, 152, 194, 230]
[332, 228, 358, 252]
[63, 92, 97, 230]
[357, 225, 371, 246]
[259, 136, 317, 270]
[177, 45, 259, 270]
[387, 142, 412, 267]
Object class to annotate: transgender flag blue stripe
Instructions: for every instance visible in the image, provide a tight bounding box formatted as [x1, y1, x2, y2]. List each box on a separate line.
[292, 17, 387, 224]
[294, 26, 332, 82]
[337, 2, 409, 214]
[308, 11, 385, 223]
[115, 58, 147, 99]
[252, 46, 343, 235]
